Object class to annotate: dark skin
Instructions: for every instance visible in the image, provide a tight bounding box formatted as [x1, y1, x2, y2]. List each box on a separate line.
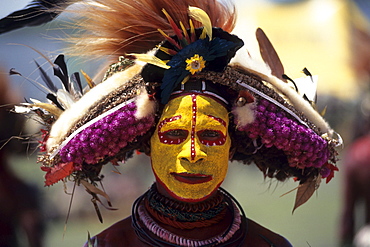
[87, 184, 292, 247]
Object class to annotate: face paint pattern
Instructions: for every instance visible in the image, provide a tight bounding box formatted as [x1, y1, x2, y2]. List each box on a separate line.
[150, 94, 231, 201]
[198, 115, 227, 146]
[158, 116, 188, 144]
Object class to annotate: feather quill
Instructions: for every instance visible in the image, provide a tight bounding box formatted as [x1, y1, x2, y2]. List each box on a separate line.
[80, 70, 95, 89]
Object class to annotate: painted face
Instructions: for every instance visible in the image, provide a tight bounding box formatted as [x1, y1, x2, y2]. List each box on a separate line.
[150, 94, 231, 202]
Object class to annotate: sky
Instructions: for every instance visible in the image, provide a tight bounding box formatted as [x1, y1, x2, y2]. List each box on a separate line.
[0, 0, 30, 18]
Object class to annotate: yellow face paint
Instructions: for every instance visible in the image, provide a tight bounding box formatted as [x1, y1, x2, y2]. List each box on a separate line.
[150, 94, 231, 202]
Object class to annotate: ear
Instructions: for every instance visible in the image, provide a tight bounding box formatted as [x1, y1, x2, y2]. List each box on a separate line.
[229, 145, 236, 159]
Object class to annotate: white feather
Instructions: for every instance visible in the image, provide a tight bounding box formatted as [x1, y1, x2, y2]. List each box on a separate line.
[56, 89, 76, 109]
[294, 75, 318, 102]
[29, 98, 42, 104]
[231, 48, 272, 78]
[14, 105, 32, 114]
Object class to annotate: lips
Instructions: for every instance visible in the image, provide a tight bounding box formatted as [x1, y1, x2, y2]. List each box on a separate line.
[171, 172, 213, 184]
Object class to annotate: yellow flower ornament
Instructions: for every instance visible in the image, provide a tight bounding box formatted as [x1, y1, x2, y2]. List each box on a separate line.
[186, 54, 206, 75]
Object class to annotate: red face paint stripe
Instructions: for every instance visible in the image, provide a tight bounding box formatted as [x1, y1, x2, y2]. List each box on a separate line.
[158, 116, 182, 144]
[197, 130, 226, 146]
[207, 115, 227, 127]
[191, 94, 197, 161]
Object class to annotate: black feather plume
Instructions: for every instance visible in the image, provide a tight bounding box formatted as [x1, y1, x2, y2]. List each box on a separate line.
[46, 93, 64, 110]
[34, 60, 58, 93]
[0, 0, 80, 35]
[53, 54, 69, 92]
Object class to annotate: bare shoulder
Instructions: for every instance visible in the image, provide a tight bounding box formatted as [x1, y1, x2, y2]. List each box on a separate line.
[242, 218, 293, 247]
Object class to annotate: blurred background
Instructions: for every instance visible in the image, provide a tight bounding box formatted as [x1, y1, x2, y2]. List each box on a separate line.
[1, 0, 370, 246]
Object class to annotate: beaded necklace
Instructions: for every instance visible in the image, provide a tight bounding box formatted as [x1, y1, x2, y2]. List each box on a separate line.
[145, 184, 227, 229]
[132, 184, 248, 247]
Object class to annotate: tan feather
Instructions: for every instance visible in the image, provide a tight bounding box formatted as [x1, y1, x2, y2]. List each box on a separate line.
[256, 28, 285, 80]
[127, 53, 170, 69]
[33, 103, 63, 118]
[80, 70, 96, 89]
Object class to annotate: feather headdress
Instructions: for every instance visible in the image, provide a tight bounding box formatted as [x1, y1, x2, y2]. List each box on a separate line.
[15, 0, 341, 212]
[67, 0, 236, 56]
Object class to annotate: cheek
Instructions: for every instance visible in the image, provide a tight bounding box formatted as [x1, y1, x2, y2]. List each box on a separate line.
[150, 136, 182, 173]
[204, 138, 231, 173]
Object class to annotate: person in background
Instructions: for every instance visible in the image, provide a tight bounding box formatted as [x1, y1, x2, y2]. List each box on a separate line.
[0, 69, 44, 247]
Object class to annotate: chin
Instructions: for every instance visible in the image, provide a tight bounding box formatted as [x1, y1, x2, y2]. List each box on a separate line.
[164, 180, 223, 203]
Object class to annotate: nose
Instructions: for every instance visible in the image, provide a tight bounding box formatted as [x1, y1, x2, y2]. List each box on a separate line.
[178, 138, 207, 163]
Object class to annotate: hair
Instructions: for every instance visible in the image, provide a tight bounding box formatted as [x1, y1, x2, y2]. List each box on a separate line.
[64, 0, 236, 58]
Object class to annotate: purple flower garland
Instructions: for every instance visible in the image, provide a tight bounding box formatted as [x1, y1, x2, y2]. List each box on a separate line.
[237, 99, 330, 170]
[59, 101, 154, 165]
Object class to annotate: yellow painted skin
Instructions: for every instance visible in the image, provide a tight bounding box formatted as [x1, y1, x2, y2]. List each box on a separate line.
[150, 94, 231, 201]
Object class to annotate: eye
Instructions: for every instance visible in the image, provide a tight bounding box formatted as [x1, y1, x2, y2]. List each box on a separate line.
[198, 130, 221, 141]
[165, 129, 188, 139]
[197, 130, 226, 146]
[159, 129, 189, 144]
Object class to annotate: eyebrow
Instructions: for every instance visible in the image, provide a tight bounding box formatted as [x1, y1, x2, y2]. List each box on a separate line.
[207, 115, 226, 127]
[158, 115, 182, 132]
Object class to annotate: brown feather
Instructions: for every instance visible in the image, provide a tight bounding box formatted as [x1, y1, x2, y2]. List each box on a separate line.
[292, 175, 321, 213]
[256, 28, 285, 80]
[65, 0, 236, 59]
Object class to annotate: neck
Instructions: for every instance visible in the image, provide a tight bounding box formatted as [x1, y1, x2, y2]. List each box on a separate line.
[146, 183, 227, 229]
[132, 183, 246, 246]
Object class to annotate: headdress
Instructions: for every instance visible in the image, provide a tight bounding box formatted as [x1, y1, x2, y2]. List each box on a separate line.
[14, 0, 341, 212]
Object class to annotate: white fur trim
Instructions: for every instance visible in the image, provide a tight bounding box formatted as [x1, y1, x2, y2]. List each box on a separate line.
[134, 90, 156, 119]
[46, 63, 144, 152]
[232, 102, 256, 127]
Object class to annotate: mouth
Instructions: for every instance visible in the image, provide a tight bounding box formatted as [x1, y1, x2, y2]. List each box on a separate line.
[171, 172, 213, 184]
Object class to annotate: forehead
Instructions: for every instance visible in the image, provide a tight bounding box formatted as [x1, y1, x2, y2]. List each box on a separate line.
[160, 94, 229, 121]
